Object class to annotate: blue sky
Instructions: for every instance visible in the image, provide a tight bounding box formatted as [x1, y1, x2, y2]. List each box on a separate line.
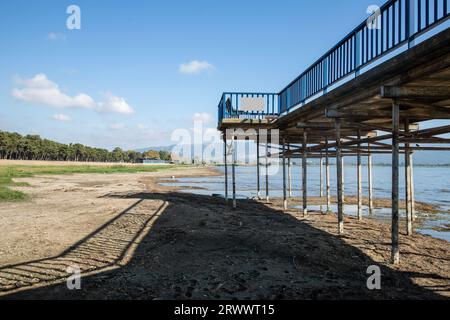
[0, 0, 386, 150]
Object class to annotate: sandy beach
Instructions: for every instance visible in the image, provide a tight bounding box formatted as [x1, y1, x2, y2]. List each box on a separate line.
[0, 166, 448, 299]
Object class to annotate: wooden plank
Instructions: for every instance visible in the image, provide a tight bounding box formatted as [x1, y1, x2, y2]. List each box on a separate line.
[336, 120, 344, 235]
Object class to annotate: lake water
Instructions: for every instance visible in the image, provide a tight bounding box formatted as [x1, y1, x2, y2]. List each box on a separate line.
[162, 165, 450, 242]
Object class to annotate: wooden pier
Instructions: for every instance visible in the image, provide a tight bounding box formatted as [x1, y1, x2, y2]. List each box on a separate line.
[218, 1, 450, 264]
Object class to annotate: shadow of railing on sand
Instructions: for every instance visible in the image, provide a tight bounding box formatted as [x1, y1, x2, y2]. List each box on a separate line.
[1, 191, 448, 299]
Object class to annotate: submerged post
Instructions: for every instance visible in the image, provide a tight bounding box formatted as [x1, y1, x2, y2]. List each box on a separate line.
[336, 120, 344, 234]
[223, 134, 228, 202]
[357, 130, 362, 220]
[302, 131, 308, 217]
[256, 131, 261, 199]
[282, 139, 288, 211]
[288, 144, 292, 198]
[265, 141, 270, 203]
[392, 102, 400, 264]
[325, 139, 331, 213]
[232, 135, 237, 209]
[368, 142, 374, 215]
[405, 119, 413, 236]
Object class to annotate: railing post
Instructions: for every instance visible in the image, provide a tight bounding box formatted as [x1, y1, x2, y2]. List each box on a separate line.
[407, 0, 416, 48]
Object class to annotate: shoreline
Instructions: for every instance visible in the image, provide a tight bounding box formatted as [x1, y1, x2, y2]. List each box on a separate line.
[0, 167, 448, 299]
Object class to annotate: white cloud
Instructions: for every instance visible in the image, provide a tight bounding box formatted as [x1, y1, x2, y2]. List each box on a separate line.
[179, 60, 214, 75]
[52, 114, 71, 122]
[109, 122, 126, 130]
[97, 93, 135, 115]
[12, 74, 96, 109]
[12, 74, 134, 115]
[47, 32, 66, 41]
[192, 112, 214, 124]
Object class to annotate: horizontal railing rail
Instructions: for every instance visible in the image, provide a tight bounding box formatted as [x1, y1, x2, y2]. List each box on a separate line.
[218, 92, 279, 125]
[218, 0, 450, 126]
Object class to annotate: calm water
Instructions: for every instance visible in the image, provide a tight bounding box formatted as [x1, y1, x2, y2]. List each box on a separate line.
[162, 165, 450, 242]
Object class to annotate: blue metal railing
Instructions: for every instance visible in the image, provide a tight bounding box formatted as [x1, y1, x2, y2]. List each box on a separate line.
[218, 0, 450, 125]
[278, 0, 450, 113]
[218, 92, 279, 125]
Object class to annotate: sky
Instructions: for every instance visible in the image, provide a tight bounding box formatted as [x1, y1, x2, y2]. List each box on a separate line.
[1, 0, 389, 150]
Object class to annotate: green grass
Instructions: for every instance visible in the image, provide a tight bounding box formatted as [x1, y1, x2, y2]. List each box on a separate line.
[0, 164, 184, 203]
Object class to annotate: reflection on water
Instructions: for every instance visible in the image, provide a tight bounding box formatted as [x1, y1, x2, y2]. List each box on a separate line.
[161, 165, 450, 242]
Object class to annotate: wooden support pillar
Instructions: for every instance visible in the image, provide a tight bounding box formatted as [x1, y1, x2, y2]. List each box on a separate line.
[325, 139, 332, 213]
[265, 141, 270, 203]
[256, 131, 261, 199]
[357, 130, 362, 220]
[405, 119, 413, 236]
[302, 131, 308, 217]
[288, 144, 292, 198]
[336, 120, 344, 234]
[223, 134, 228, 202]
[319, 153, 323, 198]
[391, 102, 400, 264]
[282, 139, 288, 211]
[368, 142, 374, 215]
[232, 135, 237, 209]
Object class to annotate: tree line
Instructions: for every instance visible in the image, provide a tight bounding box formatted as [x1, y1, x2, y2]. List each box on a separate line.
[0, 130, 171, 163]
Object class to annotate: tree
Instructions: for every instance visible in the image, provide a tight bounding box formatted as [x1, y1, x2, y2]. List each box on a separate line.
[0, 130, 144, 163]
